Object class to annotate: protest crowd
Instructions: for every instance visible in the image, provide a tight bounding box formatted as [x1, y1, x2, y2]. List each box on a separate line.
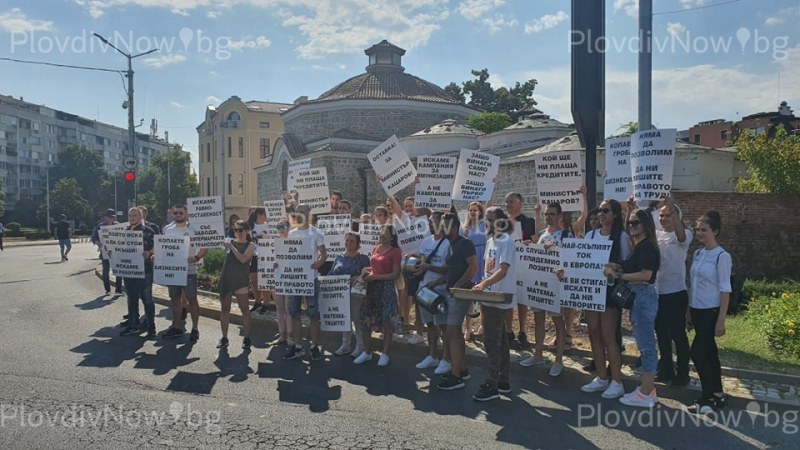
[91, 134, 733, 415]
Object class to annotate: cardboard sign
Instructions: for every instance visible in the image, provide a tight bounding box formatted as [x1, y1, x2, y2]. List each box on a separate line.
[187, 196, 225, 249]
[415, 155, 457, 211]
[154, 235, 189, 286]
[604, 137, 633, 201]
[257, 240, 275, 291]
[358, 223, 382, 257]
[515, 243, 561, 314]
[286, 158, 311, 191]
[451, 149, 500, 201]
[293, 167, 331, 215]
[274, 237, 316, 296]
[109, 229, 145, 279]
[395, 216, 430, 255]
[558, 238, 612, 312]
[317, 214, 353, 262]
[368, 135, 417, 196]
[631, 128, 677, 206]
[533, 151, 584, 212]
[264, 200, 286, 238]
[318, 275, 352, 332]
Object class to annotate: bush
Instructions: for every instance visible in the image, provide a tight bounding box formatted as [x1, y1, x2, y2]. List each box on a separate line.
[746, 292, 800, 358]
[198, 249, 225, 278]
[76, 224, 90, 236]
[24, 231, 52, 240]
[5, 222, 22, 237]
[743, 278, 800, 303]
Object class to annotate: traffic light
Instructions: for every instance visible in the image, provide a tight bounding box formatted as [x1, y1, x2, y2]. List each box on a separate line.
[123, 170, 136, 200]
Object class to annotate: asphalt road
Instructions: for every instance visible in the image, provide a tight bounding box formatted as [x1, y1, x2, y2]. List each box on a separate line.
[0, 243, 795, 449]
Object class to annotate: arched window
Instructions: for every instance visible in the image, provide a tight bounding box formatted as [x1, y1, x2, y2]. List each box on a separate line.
[227, 111, 241, 122]
[281, 159, 288, 191]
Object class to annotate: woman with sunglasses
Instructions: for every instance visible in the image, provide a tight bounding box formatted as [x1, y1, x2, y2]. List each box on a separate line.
[217, 219, 255, 349]
[604, 209, 661, 407]
[270, 219, 293, 346]
[580, 199, 631, 399]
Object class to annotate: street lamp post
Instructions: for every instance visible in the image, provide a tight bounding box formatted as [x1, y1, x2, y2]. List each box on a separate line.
[45, 162, 53, 233]
[92, 33, 157, 206]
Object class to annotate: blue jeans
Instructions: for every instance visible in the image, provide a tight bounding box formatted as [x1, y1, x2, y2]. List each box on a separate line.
[288, 279, 320, 318]
[630, 283, 658, 375]
[101, 259, 123, 293]
[125, 273, 154, 330]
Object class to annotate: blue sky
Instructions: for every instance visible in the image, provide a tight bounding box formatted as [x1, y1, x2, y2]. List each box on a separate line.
[1, 0, 798, 171]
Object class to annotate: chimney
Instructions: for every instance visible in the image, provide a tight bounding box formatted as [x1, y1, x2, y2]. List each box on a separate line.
[294, 96, 308, 105]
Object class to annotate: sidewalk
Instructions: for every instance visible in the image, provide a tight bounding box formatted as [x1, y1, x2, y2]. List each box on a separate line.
[97, 265, 800, 408]
[3, 237, 93, 248]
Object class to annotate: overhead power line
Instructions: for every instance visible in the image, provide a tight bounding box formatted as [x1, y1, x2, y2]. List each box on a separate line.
[653, 0, 741, 16]
[0, 56, 123, 73]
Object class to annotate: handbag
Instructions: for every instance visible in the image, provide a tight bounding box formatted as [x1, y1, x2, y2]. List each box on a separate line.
[610, 282, 636, 309]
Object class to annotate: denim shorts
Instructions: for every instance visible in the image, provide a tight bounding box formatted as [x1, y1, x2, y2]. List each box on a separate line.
[630, 283, 659, 375]
[434, 295, 470, 327]
[288, 279, 320, 318]
[59, 239, 72, 250]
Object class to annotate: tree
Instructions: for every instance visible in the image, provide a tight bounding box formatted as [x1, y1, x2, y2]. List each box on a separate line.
[467, 112, 512, 134]
[614, 121, 639, 138]
[53, 144, 106, 212]
[11, 197, 43, 227]
[36, 178, 92, 224]
[134, 147, 199, 222]
[448, 69, 538, 117]
[736, 127, 800, 194]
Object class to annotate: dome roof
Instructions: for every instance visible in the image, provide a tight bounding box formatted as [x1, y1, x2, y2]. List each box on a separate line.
[411, 119, 485, 136]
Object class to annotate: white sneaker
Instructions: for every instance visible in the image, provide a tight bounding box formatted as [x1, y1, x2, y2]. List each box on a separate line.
[620, 388, 658, 408]
[548, 362, 564, 377]
[353, 351, 373, 365]
[350, 346, 364, 358]
[334, 342, 351, 356]
[519, 356, 548, 368]
[415, 355, 440, 369]
[434, 359, 452, 375]
[581, 377, 610, 393]
[601, 380, 626, 399]
[407, 334, 424, 345]
[378, 353, 390, 367]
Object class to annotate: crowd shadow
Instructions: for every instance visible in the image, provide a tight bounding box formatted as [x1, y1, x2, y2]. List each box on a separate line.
[75, 295, 119, 310]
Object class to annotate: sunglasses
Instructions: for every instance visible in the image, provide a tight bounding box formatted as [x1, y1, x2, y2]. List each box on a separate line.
[627, 220, 642, 227]
[598, 208, 611, 214]
[234, 228, 246, 232]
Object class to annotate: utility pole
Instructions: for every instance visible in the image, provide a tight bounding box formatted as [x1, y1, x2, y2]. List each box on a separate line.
[638, 0, 653, 132]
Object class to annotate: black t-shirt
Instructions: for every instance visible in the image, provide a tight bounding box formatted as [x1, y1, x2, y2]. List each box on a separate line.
[445, 235, 477, 289]
[513, 214, 536, 241]
[622, 239, 660, 284]
[55, 221, 70, 239]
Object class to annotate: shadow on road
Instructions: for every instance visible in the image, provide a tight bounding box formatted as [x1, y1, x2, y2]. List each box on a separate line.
[75, 295, 118, 310]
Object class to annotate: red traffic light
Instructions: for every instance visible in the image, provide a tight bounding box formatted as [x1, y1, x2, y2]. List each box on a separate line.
[123, 171, 135, 182]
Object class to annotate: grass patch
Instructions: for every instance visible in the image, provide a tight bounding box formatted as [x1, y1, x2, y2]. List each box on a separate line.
[688, 315, 800, 376]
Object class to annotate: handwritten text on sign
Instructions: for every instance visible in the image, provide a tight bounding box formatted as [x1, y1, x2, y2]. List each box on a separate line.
[318, 275, 352, 332]
[274, 238, 315, 296]
[263, 200, 286, 238]
[395, 216, 431, 255]
[358, 223, 382, 257]
[109, 229, 145, 279]
[257, 240, 276, 291]
[559, 239, 612, 312]
[293, 167, 332, 215]
[415, 155, 457, 210]
[187, 196, 225, 249]
[286, 158, 311, 191]
[533, 151, 584, 212]
[368, 135, 417, 196]
[515, 243, 561, 314]
[631, 128, 677, 205]
[604, 137, 632, 201]
[452, 149, 499, 202]
[154, 235, 189, 286]
[317, 214, 353, 262]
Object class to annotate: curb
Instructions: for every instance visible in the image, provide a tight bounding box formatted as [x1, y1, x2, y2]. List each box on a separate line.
[94, 265, 800, 407]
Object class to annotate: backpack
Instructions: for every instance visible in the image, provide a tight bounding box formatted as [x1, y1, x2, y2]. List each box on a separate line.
[693, 248, 743, 315]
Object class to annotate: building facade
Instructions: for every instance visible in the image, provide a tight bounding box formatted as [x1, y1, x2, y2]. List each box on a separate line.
[197, 96, 292, 220]
[686, 101, 800, 148]
[0, 93, 179, 212]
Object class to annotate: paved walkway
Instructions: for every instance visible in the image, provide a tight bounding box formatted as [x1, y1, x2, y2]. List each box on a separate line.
[100, 265, 800, 408]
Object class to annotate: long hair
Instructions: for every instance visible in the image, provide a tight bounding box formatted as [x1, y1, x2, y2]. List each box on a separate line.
[600, 199, 625, 263]
[465, 202, 485, 225]
[380, 224, 399, 248]
[248, 206, 265, 229]
[631, 208, 660, 257]
[485, 206, 513, 237]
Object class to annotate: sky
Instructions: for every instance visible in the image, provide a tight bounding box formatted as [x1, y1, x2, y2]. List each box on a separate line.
[1, 0, 799, 172]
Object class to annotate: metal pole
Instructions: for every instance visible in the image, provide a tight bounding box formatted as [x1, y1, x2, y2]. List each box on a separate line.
[114, 171, 117, 214]
[127, 56, 137, 206]
[46, 165, 50, 232]
[638, 0, 653, 132]
[220, 127, 226, 213]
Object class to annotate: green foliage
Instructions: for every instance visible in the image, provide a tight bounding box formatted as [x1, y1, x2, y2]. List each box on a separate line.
[53, 144, 107, 211]
[198, 249, 225, 279]
[5, 222, 21, 236]
[736, 127, 800, 193]
[134, 148, 198, 223]
[448, 69, 538, 116]
[742, 278, 800, 304]
[614, 121, 639, 138]
[11, 197, 43, 227]
[746, 292, 800, 359]
[467, 112, 512, 134]
[36, 178, 92, 224]
[24, 231, 52, 240]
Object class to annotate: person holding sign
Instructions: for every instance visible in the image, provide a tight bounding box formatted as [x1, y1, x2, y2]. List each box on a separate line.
[284, 204, 328, 362]
[269, 219, 294, 347]
[504, 192, 536, 351]
[355, 225, 402, 367]
[471, 207, 516, 402]
[327, 232, 371, 357]
[579, 199, 631, 399]
[91, 209, 123, 295]
[217, 220, 255, 350]
[248, 206, 271, 315]
[605, 209, 661, 408]
[120, 207, 157, 338]
[462, 202, 487, 342]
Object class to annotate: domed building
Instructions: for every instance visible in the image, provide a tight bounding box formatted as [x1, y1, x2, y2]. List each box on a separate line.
[256, 40, 477, 213]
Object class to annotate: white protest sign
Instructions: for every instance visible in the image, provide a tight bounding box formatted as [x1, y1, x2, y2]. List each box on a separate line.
[368, 135, 417, 196]
[604, 137, 633, 201]
[317, 214, 353, 262]
[99, 222, 126, 262]
[318, 275, 352, 332]
[264, 200, 286, 237]
[415, 155, 457, 210]
[395, 216, 430, 255]
[274, 237, 316, 296]
[358, 223, 382, 257]
[559, 238, 612, 312]
[451, 149, 500, 201]
[533, 151, 584, 212]
[286, 158, 311, 191]
[257, 240, 276, 291]
[515, 243, 561, 314]
[293, 167, 331, 215]
[154, 235, 189, 286]
[109, 229, 145, 279]
[187, 196, 225, 249]
[631, 128, 677, 206]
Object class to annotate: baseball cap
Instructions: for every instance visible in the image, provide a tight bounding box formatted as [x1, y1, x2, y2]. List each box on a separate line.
[104, 208, 116, 217]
